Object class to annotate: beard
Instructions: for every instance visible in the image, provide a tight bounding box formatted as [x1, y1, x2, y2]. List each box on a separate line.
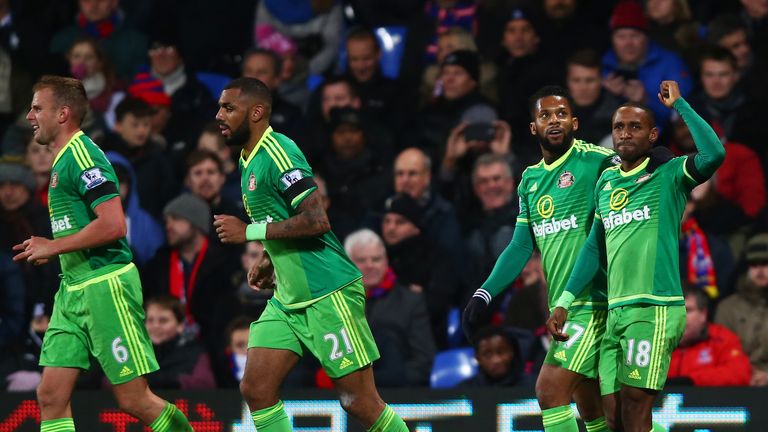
[536, 129, 574, 157]
[224, 121, 251, 147]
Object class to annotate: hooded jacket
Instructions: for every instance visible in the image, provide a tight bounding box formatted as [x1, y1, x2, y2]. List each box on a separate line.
[105, 151, 164, 265]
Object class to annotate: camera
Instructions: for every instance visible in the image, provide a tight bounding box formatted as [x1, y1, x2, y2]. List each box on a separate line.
[464, 123, 496, 142]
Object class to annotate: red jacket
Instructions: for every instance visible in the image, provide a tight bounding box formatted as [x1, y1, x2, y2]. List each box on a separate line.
[715, 141, 766, 218]
[668, 323, 751, 386]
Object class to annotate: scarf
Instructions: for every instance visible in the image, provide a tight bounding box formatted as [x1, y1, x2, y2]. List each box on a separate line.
[366, 267, 396, 299]
[169, 237, 209, 326]
[681, 218, 718, 298]
[77, 12, 119, 39]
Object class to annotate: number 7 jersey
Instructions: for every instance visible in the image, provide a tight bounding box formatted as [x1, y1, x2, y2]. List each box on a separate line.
[240, 127, 361, 310]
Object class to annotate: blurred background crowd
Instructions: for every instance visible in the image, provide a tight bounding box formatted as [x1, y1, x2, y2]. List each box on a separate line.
[0, 0, 767, 392]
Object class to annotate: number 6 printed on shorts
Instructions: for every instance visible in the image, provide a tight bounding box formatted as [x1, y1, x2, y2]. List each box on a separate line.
[324, 328, 354, 361]
[112, 337, 129, 363]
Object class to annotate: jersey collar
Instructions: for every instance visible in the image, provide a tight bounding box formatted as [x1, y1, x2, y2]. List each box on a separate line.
[240, 126, 273, 168]
[51, 130, 85, 167]
[619, 156, 649, 177]
[541, 142, 575, 171]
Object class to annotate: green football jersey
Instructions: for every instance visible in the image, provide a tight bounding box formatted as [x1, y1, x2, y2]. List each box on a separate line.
[594, 156, 698, 308]
[48, 131, 132, 283]
[241, 126, 361, 310]
[517, 140, 615, 310]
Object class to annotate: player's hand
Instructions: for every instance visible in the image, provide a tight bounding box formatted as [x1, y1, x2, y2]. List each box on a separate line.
[490, 120, 512, 155]
[247, 250, 275, 290]
[462, 290, 490, 343]
[750, 369, 768, 387]
[12, 237, 56, 264]
[658, 80, 681, 108]
[546, 307, 570, 342]
[214, 215, 247, 244]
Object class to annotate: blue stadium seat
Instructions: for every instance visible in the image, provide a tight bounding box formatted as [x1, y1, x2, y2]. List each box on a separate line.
[430, 348, 477, 389]
[196, 72, 232, 99]
[446, 306, 463, 348]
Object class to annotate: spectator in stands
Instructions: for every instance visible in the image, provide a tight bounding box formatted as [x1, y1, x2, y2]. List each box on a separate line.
[1, 302, 49, 392]
[241, 47, 304, 139]
[66, 37, 122, 117]
[345, 229, 436, 387]
[708, 14, 754, 73]
[344, 27, 404, 126]
[689, 47, 760, 155]
[421, 27, 498, 106]
[419, 50, 497, 162]
[142, 194, 239, 378]
[716, 233, 768, 387]
[465, 154, 518, 289]
[50, 0, 148, 80]
[0, 159, 59, 323]
[423, 0, 477, 63]
[254, 24, 309, 110]
[23, 137, 53, 206]
[668, 286, 751, 386]
[440, 115, 514, 223]
[184, 149, 244, 232]
[102, 97, 177, 218]
[566, 49, 623, 147]
[254, 0, 342, 75]
[306, 76, 394, 166]
[738, 0, 768, 49]
[602, 0, 692, 126]
[233, 241, 273, 317]
[382, 193, 462, 348]
[223, 316, 253, 386]
[460, 326, 525, 387]
[197, 122, 241, 206]
[393, 147, 463, 263]
[144, 296, 216, 389]
[645, 0, 700, 55]
[669, 110, 765, 222]
[125, 71, 172, 148]
[106, 152, 164, 266]
[319, 107, 389, 241]
[146, 36, 216, 160]
[534, 0, 611, 62]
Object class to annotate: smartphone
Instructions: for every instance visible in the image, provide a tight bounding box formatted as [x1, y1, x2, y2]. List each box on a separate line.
[614, 65, 638, 81]
[464, 123, 496, 142]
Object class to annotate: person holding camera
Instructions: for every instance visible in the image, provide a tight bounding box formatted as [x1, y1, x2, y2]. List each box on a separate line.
[602, 0, 692, 127]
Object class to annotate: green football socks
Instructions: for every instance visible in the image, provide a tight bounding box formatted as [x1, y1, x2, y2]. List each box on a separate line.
[149, 403, 193, 432]
[251, 400, 292, 431]
[542, 406, 578, 432]
[40, 418, 75, 432]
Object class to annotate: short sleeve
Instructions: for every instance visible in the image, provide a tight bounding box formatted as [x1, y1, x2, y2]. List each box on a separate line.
[266, 139, 317, 209]
[71, 145, 119, 210]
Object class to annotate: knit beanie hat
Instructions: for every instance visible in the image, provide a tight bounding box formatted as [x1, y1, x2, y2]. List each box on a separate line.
[610, 0, 648, 33]
[163, 193, 211, 235]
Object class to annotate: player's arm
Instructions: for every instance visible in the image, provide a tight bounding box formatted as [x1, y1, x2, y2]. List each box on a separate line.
[658, 80, 726, 180]
[13, 196, 126, 263]
[546, 218, 605, 341]
[462, 222, 534, 340]
[259, 190, 330, 239]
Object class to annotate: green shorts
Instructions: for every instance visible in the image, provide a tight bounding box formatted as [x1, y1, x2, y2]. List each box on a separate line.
[40, 263, 159, 384]
[599, 304, 685, 394]
[544, 308, 607, 379]
[249, 279, 380, 378]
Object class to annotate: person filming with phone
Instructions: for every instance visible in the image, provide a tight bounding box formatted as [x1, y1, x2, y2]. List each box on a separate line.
[602, 0, 692, 128]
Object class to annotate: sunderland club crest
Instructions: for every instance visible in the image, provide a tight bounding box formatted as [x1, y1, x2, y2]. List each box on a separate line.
[50, 172, 58, 188]
[248, 173, 257, 191]
[558, 171, 575, 188]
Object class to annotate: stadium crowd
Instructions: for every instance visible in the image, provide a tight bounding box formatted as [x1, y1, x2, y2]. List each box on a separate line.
[1, 0, 767, 391]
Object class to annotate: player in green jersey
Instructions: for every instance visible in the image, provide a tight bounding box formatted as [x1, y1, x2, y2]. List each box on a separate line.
[548, 81, 725, 431]
[12, 76, 192, 432]
[463, 85, 616, 432]
[212, 77, 407, 432]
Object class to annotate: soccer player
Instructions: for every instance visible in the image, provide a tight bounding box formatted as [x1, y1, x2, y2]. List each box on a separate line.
[13, 76, 192, 432]
[463, 85, 616, 432]
[548, 80, 725, 431]
[213, 77, 408, 432]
